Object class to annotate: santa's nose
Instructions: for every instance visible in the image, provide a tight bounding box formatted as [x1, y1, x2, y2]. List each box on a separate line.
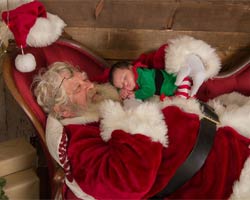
[123, 81, 128, 88]
[84, 81, 94, 90]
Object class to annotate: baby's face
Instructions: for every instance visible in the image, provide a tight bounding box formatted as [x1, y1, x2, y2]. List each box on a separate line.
[113, 67, 136, 91]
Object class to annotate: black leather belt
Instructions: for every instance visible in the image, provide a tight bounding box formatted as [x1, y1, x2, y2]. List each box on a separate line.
[152, 101, 219, 199]
[154, 70, 164, 95]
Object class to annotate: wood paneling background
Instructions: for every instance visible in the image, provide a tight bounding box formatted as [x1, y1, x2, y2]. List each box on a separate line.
[0, 59, 7, 141]
[43, 0, 250, 67]
[1, 0, 250, 141]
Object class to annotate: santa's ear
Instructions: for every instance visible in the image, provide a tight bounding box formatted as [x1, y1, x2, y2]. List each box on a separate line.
[53, 104, 76, 118]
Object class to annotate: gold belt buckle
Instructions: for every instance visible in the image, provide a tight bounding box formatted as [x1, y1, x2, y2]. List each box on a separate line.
[203, 115, 220, 125]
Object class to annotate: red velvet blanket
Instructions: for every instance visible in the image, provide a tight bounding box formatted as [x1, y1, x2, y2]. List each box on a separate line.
[65, 105, 250, 199]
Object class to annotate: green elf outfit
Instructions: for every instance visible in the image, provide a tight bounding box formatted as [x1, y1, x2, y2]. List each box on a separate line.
[132, 65, 178, 100]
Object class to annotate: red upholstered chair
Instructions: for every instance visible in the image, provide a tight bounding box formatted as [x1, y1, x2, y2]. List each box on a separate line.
[196, 57, 250, 101]
[3, 36, 250, 199]
[2, 37, 109, 199]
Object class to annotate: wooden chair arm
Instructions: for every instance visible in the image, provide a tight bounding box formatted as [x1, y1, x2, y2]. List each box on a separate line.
[52, 166, 65, 200]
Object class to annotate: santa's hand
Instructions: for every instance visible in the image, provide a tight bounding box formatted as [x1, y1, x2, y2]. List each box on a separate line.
[175, 54, 206, 97]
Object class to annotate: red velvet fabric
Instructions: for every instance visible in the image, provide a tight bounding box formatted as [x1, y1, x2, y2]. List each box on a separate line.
[65, 106, 250, 199]
[65, 124, 163, 199]
[196, 63, 250, 101]
[148, 107, 250, 199]
[134, 44, 168, 70]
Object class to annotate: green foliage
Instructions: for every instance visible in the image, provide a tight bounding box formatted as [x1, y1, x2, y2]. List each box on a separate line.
[0, 178, 8, 200]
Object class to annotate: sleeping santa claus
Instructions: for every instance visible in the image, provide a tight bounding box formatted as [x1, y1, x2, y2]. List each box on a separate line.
[35, 36, 250, 200]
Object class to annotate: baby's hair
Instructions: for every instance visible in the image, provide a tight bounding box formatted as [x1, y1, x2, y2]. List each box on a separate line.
[109, 61, 131, 85]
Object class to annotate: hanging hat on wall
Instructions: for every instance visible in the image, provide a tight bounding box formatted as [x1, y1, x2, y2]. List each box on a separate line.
[1, 0, 66, 72]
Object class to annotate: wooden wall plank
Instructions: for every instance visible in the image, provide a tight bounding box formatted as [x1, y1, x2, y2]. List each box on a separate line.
[43, 0, 176, 29]
[173, 2, 250, 32]
[0, 59, 7, 141]
[42, 0, 250, 32]
[65, 27, 250, 67]
[5, 90, 35, 141]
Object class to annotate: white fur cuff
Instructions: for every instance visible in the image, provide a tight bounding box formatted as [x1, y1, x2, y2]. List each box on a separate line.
[27, 13, 66, 47]
[99, 100, 168, 147]
[165, 35, 221, 80]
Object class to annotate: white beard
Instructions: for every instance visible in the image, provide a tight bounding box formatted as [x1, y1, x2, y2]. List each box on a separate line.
[61, 83, 120, 125]
[94, 83, 120, 102]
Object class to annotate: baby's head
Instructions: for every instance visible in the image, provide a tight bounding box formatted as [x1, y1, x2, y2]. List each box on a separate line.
[109, 61, 136, 91]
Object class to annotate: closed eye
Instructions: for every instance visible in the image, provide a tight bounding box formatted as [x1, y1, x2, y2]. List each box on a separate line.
[122, 75, 127, 88]
[115, 79, 123, 89]
[73, 84, 81, 94]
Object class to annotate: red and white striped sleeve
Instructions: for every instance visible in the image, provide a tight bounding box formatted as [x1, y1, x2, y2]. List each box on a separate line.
[174, 77, 192, 99]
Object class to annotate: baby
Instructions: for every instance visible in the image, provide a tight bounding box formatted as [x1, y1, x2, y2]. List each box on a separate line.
[109, 61, 192, 101]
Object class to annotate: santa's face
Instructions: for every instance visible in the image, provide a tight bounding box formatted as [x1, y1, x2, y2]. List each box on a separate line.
[112, 67, 136, 91]
[61, 71, 99, 107]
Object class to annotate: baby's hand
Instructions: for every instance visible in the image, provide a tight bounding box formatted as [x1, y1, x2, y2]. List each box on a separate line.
[120, 89, 134, 99]
[119, 88, 129, 99]
[127, 91, 135, 99]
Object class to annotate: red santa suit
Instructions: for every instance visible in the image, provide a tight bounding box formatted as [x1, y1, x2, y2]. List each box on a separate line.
[46, 97, 250, 200]
[45, 36, 250, 199]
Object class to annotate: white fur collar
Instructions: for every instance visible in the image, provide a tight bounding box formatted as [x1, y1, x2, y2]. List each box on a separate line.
[61, 110, 100, 125]
[165, 35, 221, 80]
[160, 96, 203, 118]
[99, 100, 168, 147]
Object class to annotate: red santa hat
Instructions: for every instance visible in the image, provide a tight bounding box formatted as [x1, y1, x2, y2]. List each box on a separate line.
[1, 0, 66, 72]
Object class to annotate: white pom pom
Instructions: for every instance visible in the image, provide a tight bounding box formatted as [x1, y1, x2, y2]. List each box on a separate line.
[15, 53, 36, 72]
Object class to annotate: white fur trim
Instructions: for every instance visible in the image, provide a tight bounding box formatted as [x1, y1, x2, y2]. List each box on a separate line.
[161, 97, 203, 118]
[61, 112, 100, 126]
[46, 115, 95, 200]
[99, 100, 168, 147]
[27, 12, 66, 47]
[230, 157, 250, 200]
[210, 92, 250, 107]
[65, 179, 96, 200]
[123, 98, 144, 110]
[46, 114, 64, 163]
[165, 35, 221, 80]
[209, 92, 250, 138]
